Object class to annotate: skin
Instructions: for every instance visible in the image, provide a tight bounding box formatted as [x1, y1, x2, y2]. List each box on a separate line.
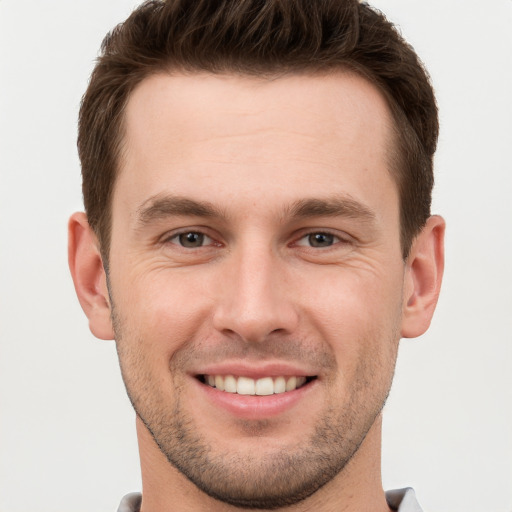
[69, 71, 444, 511]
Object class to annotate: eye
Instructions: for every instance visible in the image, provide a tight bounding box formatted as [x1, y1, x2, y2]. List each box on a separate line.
[170, 231, 213, 248]
[296, 232, 340, 248]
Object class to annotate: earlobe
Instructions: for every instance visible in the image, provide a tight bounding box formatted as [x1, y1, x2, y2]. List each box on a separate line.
[68, 212, 115, 340]
[401, 215, 445, 339]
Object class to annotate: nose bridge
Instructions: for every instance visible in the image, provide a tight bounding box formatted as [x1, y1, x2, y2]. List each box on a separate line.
[213, 238, 297, 342]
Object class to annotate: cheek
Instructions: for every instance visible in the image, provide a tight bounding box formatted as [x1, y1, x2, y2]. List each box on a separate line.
[302, 263, 403, 326]
[112, 267, 217, 355]
[111, 276, 206, 401]
[299, 266, 403, 368]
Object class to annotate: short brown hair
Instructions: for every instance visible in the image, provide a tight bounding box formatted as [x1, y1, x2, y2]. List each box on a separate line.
[78, 0, 438, 259]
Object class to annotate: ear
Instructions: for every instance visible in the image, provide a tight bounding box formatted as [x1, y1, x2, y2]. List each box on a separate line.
[68, 212, 115, 340]
[401, 215, 445, 338]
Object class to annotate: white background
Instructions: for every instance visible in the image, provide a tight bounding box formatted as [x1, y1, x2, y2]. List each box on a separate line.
[1, 1, 511, 511]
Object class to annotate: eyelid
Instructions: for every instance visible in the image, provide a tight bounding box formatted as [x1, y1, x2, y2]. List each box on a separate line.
[159, 227, 221, 247]
[157, 226, 353, 249]
[171, 232, 213, 247]
[292, 229, 353, 247]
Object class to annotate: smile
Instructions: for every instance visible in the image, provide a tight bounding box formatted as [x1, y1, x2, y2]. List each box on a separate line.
[199, 375, 314, 396]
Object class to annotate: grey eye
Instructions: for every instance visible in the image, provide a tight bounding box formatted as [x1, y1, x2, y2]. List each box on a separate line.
[177, 232, 206, 248]
[307, 233, 335, 247]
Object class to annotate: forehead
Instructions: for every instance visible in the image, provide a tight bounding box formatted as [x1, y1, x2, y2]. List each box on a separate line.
[122, 70, 393, 157]
[116, 71, 397, 220]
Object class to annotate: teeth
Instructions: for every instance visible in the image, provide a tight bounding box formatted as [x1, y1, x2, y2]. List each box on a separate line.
[255, 377, 274, 396]
[203, 375, 310, 395]
[285, 376, 297, 392]
[237, 376, 255, 395]
[224, 375, 237, 393]
[214, 375, 225, 391]
[274, 376, 286, 394]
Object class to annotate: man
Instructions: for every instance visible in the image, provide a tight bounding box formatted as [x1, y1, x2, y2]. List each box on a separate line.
[68, 0, 444, 510]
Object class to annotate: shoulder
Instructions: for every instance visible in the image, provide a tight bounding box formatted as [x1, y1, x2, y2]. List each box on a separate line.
[117, 489, 422, 511]
[117, 492, 142, 512]
[386, 488, 424, 512]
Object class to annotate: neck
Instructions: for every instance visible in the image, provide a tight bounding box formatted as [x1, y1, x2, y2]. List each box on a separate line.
[136, 415, 392, 512]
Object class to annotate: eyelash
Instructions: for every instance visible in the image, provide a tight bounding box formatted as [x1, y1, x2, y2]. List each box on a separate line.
[163, 229, 350, 250]
[294, 231, 347, 249]
[165, 230, 217, 249]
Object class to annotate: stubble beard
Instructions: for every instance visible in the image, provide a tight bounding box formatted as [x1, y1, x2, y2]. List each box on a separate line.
[111, 306, 399, 509]
[140, 397, 366, 509]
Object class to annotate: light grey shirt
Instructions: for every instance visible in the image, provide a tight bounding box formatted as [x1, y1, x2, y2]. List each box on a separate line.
[117, 487, 423, 511]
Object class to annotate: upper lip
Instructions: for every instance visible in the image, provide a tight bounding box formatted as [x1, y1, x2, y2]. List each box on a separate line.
[191, 361, 317, 379]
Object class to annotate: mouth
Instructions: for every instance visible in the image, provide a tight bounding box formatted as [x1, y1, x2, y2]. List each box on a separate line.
[197, 374, 317, 396]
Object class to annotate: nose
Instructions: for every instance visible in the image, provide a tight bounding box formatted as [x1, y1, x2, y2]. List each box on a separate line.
[212, 243, 299, 343]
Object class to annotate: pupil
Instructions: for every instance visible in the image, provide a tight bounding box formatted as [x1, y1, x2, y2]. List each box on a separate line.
[309, 233, 333, 247]
[180, 232, 203, 247]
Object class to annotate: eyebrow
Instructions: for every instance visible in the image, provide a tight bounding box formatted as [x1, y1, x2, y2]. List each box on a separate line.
[136, 196, 226, 226]
[286, 196, 376, 224]
[135, 194, 376, 227]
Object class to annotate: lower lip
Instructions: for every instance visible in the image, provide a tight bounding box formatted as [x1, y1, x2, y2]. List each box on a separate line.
[194, 378, 316, 420]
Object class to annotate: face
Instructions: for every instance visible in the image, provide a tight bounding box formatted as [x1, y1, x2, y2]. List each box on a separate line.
[108, 72, 405, 508]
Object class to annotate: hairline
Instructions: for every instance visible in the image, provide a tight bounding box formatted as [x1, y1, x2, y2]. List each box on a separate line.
[97, 66, 419, 264]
